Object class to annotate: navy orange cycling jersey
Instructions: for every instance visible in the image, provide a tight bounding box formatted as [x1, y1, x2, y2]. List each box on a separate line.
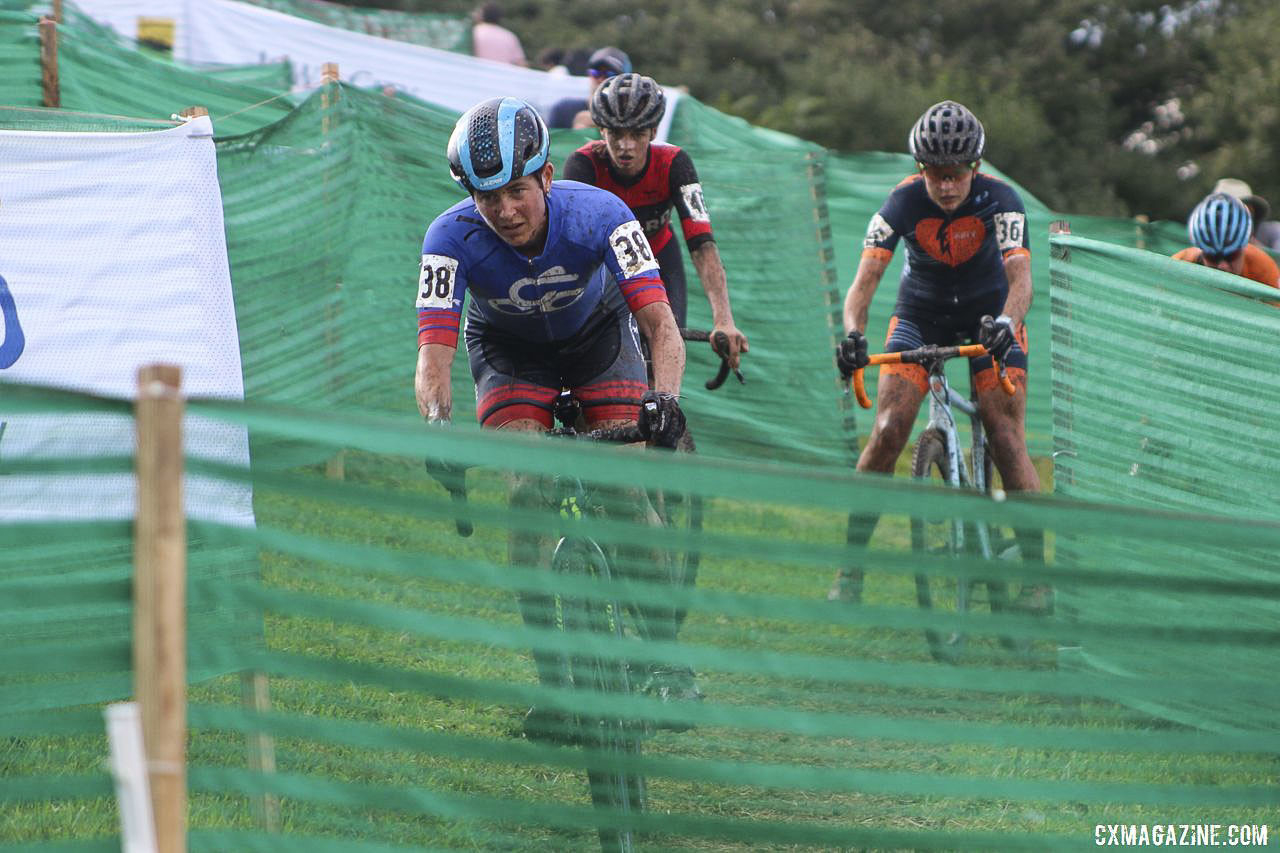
[863, 172, 1030, 315]
[1172, 245, 1280, 289]
[563, 141, 714, 256]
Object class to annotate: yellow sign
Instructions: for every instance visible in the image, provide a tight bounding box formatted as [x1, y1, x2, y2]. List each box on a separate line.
[136, 16, 174, 52]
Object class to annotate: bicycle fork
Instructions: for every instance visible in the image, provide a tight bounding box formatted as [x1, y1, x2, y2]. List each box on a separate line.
[925, 373, 997, 566]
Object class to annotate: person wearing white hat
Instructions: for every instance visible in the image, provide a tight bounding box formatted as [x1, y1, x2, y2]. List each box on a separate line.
[1212, 178, 1274, 249]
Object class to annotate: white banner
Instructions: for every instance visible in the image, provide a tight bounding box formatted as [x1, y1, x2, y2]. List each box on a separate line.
[0, 116, 253, 525]
[71, 0, 678, 140]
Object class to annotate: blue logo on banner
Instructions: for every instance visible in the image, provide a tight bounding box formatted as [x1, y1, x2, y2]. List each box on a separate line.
[0, 274, 25, 369]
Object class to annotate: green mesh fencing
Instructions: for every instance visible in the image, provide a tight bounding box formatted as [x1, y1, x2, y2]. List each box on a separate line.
[1049, 233, 1280, 734]
[239, 0, 470, 53]
[54, 4, 297, 134]
[195, 58, 294, 93]
[0, 3, 298, 132]
[663, 97, 849, 463]
[7, 384, 1278, 849]
[0, 8, 40, 107]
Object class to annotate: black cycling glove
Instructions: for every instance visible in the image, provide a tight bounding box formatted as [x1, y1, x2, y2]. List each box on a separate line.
[978, 314, 1016, 363]
[835, 330, 869, 380]
[637, 390, 686, 449]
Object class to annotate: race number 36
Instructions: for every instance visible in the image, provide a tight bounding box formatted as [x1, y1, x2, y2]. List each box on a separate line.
[993, 212, 1026, 252]
[417, 254, 459, 309]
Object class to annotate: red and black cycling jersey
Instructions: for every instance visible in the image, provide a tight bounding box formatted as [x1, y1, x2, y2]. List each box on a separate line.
[563, 141, 715, 256]
[864, 172, 1030, 316]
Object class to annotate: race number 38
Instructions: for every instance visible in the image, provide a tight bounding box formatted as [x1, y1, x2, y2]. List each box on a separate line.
[993, 212, 1026, 252]
[417, 254, 459, 309]
[609, 221, 660, 278]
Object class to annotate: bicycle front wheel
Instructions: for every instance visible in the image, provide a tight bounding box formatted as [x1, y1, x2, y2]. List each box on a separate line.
[551, 537, 646, 852]
[910, 428, 971, 662]
[647, 427, 702, 636]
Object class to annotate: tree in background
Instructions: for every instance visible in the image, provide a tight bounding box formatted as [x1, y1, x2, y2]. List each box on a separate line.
[336, 0, 1274, 222]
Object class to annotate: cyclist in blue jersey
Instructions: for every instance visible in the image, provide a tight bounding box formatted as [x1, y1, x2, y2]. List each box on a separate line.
[829, 100, 1047, 611]
[415, 97, 696, 731]
[415, 96, 684, 431]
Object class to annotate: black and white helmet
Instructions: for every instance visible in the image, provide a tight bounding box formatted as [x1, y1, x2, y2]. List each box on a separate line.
[909, 100, 985, 165]
[590, 73, 666, 131]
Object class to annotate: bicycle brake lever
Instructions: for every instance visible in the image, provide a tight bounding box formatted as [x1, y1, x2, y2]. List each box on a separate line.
[706, 331, 744, 390]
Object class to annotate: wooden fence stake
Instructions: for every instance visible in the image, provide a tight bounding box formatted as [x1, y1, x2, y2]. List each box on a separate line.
[804, 151, 857, 455]
[240, 671, 280, 832]
[134, 364, 187, 853]
[320, 61, 346, 480]
[39, 16, 59, 108]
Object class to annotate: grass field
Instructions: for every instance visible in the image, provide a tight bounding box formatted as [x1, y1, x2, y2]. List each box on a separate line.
[3, 444, 1277, 850]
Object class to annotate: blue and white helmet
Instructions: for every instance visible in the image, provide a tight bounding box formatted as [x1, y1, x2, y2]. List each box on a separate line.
[1188, 192, 1252, 257]
[447, 97, 550, 193]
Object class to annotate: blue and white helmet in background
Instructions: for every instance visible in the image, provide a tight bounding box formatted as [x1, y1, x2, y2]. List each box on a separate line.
[1188, 192, 1252, 257]
[447, 96, 550, 193]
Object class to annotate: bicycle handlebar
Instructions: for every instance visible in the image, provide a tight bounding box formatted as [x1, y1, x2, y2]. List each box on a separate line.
[681, 328, 744, 391]
[430, 328, 725, 536]
[852, 344, 1016, 409]
[549, 424, 646, 443]
[427, 422, 654, 538]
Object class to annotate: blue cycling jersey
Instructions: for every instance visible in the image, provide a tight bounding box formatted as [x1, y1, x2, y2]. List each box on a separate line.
[416, 180, 666, 348]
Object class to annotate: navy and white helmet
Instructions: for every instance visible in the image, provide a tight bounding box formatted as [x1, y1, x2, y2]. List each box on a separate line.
[590, 74, 666, 130]
[909, 100, 985, 165]
[1188, 192, 1252, 257]
[447, 97, 550, 193]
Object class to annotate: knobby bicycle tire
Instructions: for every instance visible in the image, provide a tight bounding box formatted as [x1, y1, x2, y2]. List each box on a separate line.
[647, 427, 702, 635]
[910, 428, 970, 662]
[911, 430, 1023, 662]
[550, 536, 646, 852]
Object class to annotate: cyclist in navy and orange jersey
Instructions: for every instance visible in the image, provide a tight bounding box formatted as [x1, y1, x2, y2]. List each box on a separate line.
[829, 100, 1046, 610]
[1172, 192, 1280, 290]
[562, 73, 748, 368]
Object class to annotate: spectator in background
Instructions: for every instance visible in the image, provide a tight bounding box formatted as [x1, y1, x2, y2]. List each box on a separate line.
[1213, 178, 1273, 250]
[1256, 220, 1280, 252]
[535, 46, 569, 75]
[562, 48, 592, 76]
[471, 2, 527, 67]
[546, 47, 631, 129]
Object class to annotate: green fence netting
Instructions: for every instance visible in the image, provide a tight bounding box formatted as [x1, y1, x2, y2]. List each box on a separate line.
[193, 58, 294, 93]
[0, 7, 39, 108]
[240, 0, 470, 54]
[6, 385, 1277, 849]
[0, 3, 298, 132]
[55, 3, 297, 135]
[1049, 233, 1280, 735]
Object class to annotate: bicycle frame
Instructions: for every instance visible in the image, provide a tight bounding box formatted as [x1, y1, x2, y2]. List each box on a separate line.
[920, 361, 997, 562]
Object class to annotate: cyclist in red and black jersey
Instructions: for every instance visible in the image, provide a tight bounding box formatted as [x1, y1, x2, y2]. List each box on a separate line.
[562, 73, 748, 368]
[829, 100, 1047, 611]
